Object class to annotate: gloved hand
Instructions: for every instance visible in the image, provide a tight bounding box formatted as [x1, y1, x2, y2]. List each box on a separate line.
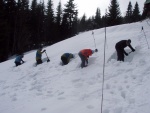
[43, 50, 46, 52]
[132, 49, 135, 52]
[22, 61, 24, 63]
[125, 53, 128, 56]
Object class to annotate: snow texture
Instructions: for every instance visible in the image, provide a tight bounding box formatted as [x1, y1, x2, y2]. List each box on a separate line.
[0, 20, 150, 113]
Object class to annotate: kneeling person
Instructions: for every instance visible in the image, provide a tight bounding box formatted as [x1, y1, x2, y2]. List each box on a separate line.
[14, 54, 24, 67]
[61, 53, 74, 65]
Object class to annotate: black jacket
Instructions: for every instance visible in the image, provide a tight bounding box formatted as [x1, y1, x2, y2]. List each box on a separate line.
[115, 40, 135, 55]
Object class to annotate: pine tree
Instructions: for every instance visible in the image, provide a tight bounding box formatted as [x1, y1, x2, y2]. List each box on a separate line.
[4, 0, 17, 55]
[30, 0, 38, 47]
[86, 16, 95, 30]
[132, 2, 141, 22]
[78, 14, 87, 32]
[55, 1, 62, 41]
[125, 1, 133, 23]
[45, 0, 55, 44]
[12, 0, 31, 54]
[0, 0, 10, 61]
[56, 1, 62, 27]
[36, 1, 45, 44]
[107, 0, 122, 26]
[63, 0, 78, 37]
[94, 8, 102, 28]
[61, 13, 70, 39]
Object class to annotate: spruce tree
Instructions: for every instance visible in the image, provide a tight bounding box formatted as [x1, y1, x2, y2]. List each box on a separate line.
[61, 13, 70, 39]
[63, 0, 78, 37]
[125, 1, 133, 23]
[36, 1, 45, 45]
[78, 14, 87, 32]
[56, 1, 62, 41]
[4, 0, 17, 55]
[45, 0, 55, 44]
[46, 0, 57, 45]
[56, 1, 62, 27]
[30, 0, 38, 47]
[94, 8, 102, 28]
[0, 0, 10, 61]
[12, 0, 31, 54]
[132, 2, 141, 22]
[107, 0, 122, 26]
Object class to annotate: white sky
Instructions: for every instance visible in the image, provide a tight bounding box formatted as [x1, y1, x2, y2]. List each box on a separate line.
[42, 0, 145, 18]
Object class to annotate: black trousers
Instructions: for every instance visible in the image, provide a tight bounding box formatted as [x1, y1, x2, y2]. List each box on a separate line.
[15, 62, 21, 67]
[116, 47, 124, 61]
[78, 52, 87, 68]
[61, 56, 68, 65]
[36, 59, 42, 65]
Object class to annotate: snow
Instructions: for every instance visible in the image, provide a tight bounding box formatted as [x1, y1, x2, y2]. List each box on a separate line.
[0, 20, 150, 113]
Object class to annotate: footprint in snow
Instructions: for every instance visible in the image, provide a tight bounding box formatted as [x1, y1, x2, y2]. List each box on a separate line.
[113, 107, 123, 113]
[103, 109, 109, 113]
[121, 91, 126, 99]
[41, 108, 47, 111]
[58, 97, 65, 100]
[86, 105, 94, 109]
[72, 79, 81, 83]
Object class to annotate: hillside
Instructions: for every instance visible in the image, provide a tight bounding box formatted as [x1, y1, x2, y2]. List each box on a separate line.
[0, 20, 150, 113]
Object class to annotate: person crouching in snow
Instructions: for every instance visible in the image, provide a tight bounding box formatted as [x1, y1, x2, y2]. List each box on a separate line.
[78, 49, 98, 68]
[61, 53, 74, 65]
[36, 47, 46, 65]
[115, 39, 135, 62]
[14, 54, 24, 67]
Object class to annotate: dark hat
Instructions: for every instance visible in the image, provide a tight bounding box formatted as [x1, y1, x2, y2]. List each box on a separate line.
[95, 49, 98, 52]
[128, 39, 131, 43]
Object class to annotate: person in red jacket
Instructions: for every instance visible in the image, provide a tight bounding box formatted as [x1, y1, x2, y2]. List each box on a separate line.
[78, 49, 98, 68]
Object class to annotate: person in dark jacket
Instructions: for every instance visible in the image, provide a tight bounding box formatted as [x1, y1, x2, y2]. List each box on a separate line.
[61, 53, 74, 65]
[78, 49, 98, 68]
[14, 54, 24, 67]
[36, 47, 46, 65]
[115, 39, 135, 61]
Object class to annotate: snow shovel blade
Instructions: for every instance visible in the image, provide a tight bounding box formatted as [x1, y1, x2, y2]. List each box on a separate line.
[47, 59, 50, 62]
[128, 51, 132, 54]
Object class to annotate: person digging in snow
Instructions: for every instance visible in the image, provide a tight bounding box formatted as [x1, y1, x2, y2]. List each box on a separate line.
[14, 54, 24, 67]
[115, 39, 135, 61]
[78, 49, 98, 68]
[36, 47, 46, 65]
[61, 53, 74, 65]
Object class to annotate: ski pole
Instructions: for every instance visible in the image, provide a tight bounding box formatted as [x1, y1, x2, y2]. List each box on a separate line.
[92, 31, 97, 49]
[142, 27, 150, 49]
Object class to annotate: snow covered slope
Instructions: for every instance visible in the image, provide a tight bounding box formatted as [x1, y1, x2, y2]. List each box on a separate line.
[0, 20, 150, 113]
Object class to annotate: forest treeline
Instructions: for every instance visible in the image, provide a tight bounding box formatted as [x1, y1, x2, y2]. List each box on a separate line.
[0, 0, 142, 62]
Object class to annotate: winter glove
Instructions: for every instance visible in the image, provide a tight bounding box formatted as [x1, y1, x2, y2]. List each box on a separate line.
[43, 50, 46, 52]
[125, 53, 128, 56]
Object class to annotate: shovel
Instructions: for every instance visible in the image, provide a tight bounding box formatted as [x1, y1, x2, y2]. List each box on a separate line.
[128, 51, 132, 54]
[45, 51, 50, 62]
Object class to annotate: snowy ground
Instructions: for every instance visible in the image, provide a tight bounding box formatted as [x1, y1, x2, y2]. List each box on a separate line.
[0, 20, 150, 113]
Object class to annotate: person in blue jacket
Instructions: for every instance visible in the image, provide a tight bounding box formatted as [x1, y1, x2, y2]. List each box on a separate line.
[14, 54, 24, 67]
[61, 53, 74, 65]
[36, 47, 46, 65]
